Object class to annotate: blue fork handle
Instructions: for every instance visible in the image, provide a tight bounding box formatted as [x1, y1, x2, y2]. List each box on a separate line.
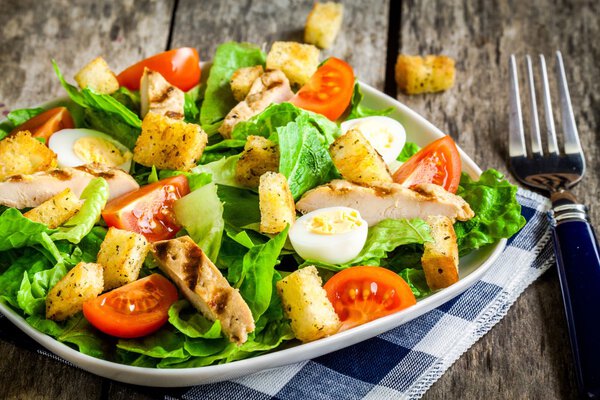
[551, 210, 600, 398]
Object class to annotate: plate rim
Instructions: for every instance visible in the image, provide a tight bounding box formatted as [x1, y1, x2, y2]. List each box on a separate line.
[0, 82, 507, 387]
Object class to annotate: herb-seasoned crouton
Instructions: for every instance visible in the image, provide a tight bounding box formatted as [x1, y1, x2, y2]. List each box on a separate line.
[329, 129, 392, 186]
[259, 172, 295, 234]
[133, 113, 208, 171]
[235, 135, 279, 187]
[0, 131, 57, 181]
[276, 266, 341, 342]
[395, 55, 455, 95]
[97, 227, 149, 290]
[46, 262, 104, 321]
[266, 41, 320, 86]
[74, 57, 120, 94]
[230, 65, 264, 102]
[421, 215, 459, 290]
[140, 68, 185, 119]
[24, 188, 82, 228]
[304, 2, 344, 49]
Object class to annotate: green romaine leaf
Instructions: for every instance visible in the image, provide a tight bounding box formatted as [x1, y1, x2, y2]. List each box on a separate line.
[110, 87, 140, 114]
[0, 251, 51, 308]
[51, 178, 109, 244]
[217, 185, 261, 228]
[117, 328, 188, 359]
[6, 107, 44, 126]
[344, 82, 394, 121]
[398, 268, 431, 299]
[397, 141, 420, 162]
[0, 208, 56, 251]
[455, 169, 526, 255]
[200, 42, 266, 135]
[173, 182, 224, 262]
[192, 155, 241, 188]
[168, 300, 222, 339]
[158, 169, 212, 192]
[184, 85, 201, 123]
[83, 108, 140, 150]
[17, 261, 67, 316]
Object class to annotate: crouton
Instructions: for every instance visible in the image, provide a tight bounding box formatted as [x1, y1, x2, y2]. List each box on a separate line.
[45, 262, 104, 321]
[395, 55, 455, 95]
[96, 227, 149, 290]
[133, 113, 208, 171]
[230, 65, 264, 102]
[266, 41, 320, 86]
[23, 188, 82, 228]
[421, 215, 459, 290]
[140, 68, 185, 119]
[235, 135, 279, 187]
[0, 131, 57, 181]
[329, 129, 392, 186]
[74, 57, 120, 94]
[276, 266, 341, 342]
[259, 172, 296, 234]
[304, 2, 344, 49]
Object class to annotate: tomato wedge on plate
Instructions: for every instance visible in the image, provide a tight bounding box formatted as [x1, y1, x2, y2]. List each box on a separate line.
[117, 48, 201, 91]
[102, 175, 190, 242]
[392, 135, 461, 193]
[83, 274, 178, 338]
[289, 57, 354, 121]
[10, 107, 74, 141]
[324, 266, 416, 331]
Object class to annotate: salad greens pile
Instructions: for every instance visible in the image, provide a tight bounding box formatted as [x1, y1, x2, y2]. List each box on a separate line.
[0, 41, 525, 367]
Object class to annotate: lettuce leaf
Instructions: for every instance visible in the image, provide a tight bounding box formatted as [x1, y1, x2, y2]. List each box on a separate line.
[217, 185, 261, 228]
[398, 268, 431, 299]
[173, 182, 224, 262]
[184, 85, 201, 123]
[6, 107, 45, 126]
[192, 154, 242, 188]
[455, 169, 526, 255]
[168, 300, 222, 339]
[344, 82, 394, 121]
[397, 141, 420, 162]
[0, 208, 57, 252]
[83, 108, 140, 150]
[277, 113, 337, 199]
[51, 178, 109, 244]
[200, 42, 266, 135]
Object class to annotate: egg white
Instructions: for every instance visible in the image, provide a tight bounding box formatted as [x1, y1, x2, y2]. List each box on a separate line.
[289, 206, 368, 265]
[341, 116, 406, 165]
[48, 128, 132, 171]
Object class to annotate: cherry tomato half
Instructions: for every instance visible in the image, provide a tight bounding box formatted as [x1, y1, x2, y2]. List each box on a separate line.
[324, 266, 416, 331]
[117, 48, 201, 92]
[83, 274, 179, 338]
[289, 57, 355, 121]
[392, 136, 462, 193]
[10, 107, 75, 141]
[102, 175, 190, 242]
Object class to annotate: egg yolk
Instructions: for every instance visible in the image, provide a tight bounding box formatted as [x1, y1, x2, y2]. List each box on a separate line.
[73, 137, 132, 167]
[306, 209, 363, 235]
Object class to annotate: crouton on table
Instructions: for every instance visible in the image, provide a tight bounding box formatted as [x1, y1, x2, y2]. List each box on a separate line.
[304, 2, 344, 49]
[395, 55, 455, 95]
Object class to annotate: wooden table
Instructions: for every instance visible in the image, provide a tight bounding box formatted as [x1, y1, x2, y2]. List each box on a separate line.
[0, 0, 598, 398]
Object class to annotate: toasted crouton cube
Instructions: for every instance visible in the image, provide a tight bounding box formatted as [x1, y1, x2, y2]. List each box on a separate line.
[74, 57, 120, 94]
[133, 113, 208, 171]
[235, 136, 279, 187]
[0, 131, 57, 181]
[46, 262, 104, 321]
[329, 129, 392, 186]
[140, 68, 185, 119]
[421, 216, 459, 290]
[304, 2, 344, 49]
[266, 41, 320, 86]
[395, 55, 455, 95]
[276, 266, 341, 342]
[259, 172, 295, 234]
[24, 188, 82, 228]
[97, 227, 149, 290]
[230, 66, 264, 102]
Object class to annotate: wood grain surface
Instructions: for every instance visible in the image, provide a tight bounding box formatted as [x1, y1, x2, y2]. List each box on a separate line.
[0, 0, 598, 398]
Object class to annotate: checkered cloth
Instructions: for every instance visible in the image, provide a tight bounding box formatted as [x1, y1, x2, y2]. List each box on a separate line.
[0, 189, 553, 399]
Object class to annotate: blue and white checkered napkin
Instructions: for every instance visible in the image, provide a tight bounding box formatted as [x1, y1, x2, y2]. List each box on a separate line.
[0, 189, 553, 399]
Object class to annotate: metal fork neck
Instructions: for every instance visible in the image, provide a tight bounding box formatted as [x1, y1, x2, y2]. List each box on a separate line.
[549, 190, 588, 225]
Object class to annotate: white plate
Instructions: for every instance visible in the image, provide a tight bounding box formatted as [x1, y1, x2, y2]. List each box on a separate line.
[0, 82, 506, 387]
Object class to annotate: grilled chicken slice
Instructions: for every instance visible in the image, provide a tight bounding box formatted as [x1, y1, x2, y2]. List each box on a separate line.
[0, 163, 139, 208]
[140, 68, 185, 119]
[296, 180, 474, 226]
[151, 236, 255, 345]
[218, 69, 294, 138]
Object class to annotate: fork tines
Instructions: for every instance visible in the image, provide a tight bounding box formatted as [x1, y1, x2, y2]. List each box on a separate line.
[508, 52, 584, 159]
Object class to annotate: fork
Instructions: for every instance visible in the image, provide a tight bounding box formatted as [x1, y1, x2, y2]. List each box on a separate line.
[509, 52, 600, 397]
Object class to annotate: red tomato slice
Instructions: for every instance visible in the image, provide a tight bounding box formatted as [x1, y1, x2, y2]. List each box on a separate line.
[10, 107, 75, 141]
[324, 266, 416, 331]
[392, 136, 462, 193]
[102, 175, 190, 242]
[289, 57, 355, 121]
[83, 274, 178, 338]
[117, 48, 201, 92]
